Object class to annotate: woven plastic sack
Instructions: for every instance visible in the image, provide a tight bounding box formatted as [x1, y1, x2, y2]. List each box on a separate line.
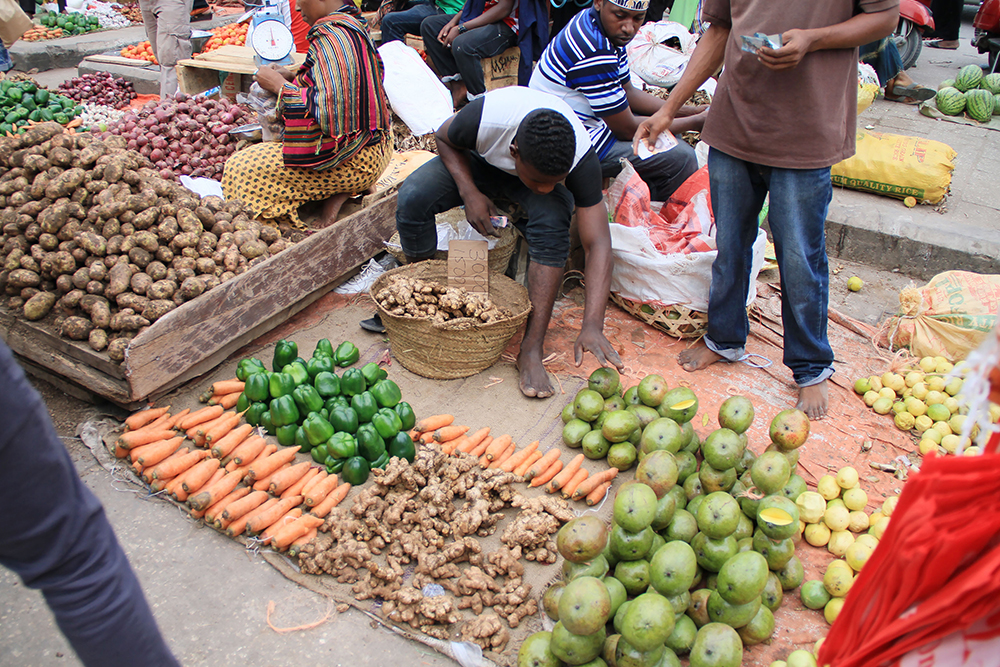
[857, 61, 880, 115]
[626, 21, 697, 89]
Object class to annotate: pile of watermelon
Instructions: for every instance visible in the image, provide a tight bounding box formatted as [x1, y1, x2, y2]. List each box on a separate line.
[935, 65, 1000, 122]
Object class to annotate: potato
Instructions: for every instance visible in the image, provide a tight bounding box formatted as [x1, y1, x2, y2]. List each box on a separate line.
[194, 206, 215, 228]
[176, 209, 203, 234]
[24, 223, 41, 243]
[48, 146, 73, 168]
[179, 276, 205, 301]
[90, 299, 111, 329]
[55, 274, 74, 294]
[48, 250, 76, 276]
[103, 156, 127, 183]
[9, 191, 29, 207]
[105, 235, 125, 256]
[202, 274, 220, 291]
[23, 291, 57, 321]
[86, 180, 109, 194]
[116, 292, 148, 313]
[119, 209, 135, 225]
[0, 176, 28, 196]
[7, 296, 24, 309]
[223, 199, 243, 215]
[210, 220, 233, 236]
[175, 267, 195, 283]
[45, 167, 86, 200]
[145, 261, 167, 282]
[202, 195, 225, 212]
[70, 188, 90, 206]
[259, 224, 281, 244]
[127, 246, 152, 269]
[4, 248, 24, 272]
[79, 294, 108, 315]
[219, 271, 236, 283]
[106, 262, 132, 299]
[88, 328, 108, 352]
[240, 239, 268, 259]
[29, 244, 46, 263]
[19, 255, 40, 273]
[10, 146, 43, 167]
[154, 246, 174, 264]
[180, 247, 198, 259]
[57, 288, 83, 311]
[71, 267, 91, 290]
[146, 279, 176, 300]
[130, 272, 153, 295]
[122, 170, 141, 187]
[119, 222, 135, 237]
[7, 268, 40, 289]
[77, 231, 107, 257]
[170, 231, 200, 250]
[38, 203, 70, 235]
[85, 280, 105, 296]
[126, 190, 157, 213]
[194, 257, 216, 275]
[142, 300, 175, 322]
[88, 262, 107, 282]
[110, 310, 150, 331]
[156, 217, 178, 243]
[23, 154, 52, 173]
[20, 287, 40, 301]
[56, 221, 81, 243]
[132, 208, 158, 231]
[269, 239, 290, 255]
[61, 316, 94, 341]
[232, 229, 259, 247]
[107, 337, 129, 362]
[21, 122, 65, 149]
[196, 232, 217, 256]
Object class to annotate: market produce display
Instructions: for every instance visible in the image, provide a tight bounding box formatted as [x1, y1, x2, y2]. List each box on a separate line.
[0, 80, 83, 136]
[853, 356, 999, 455]
[375, 274, 514, 323]
[120, 41, 158, 64]
[934, 65, 1000, 120]
[200, 22, 250, 53]
[19, 25, 67, 42]
[36, 10, 102, 36]
[113, 2, 144, 25]
[77, 103, 127, 133]
[0, 122, 290, 358]
[58, 72, 137, 111]
[97, 94, 248, 181]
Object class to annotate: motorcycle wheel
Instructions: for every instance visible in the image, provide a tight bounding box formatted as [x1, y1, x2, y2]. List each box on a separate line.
[893, 18, 923, 70]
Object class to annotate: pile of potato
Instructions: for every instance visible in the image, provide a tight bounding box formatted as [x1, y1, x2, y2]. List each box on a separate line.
[0, 123, 288, 362]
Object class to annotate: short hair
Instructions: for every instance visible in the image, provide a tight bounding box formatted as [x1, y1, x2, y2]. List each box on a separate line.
[515, 109, 576, 176]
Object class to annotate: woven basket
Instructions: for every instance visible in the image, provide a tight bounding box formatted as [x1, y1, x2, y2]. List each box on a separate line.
[372, 261, 531, 379]
[385, 222, 519, 275]
[611, 293, 708, 339]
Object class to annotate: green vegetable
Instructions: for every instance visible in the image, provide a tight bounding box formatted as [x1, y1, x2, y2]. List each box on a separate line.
[39, 108, 53, 122]
[7, 88, 22, 102]
[306, 355, 335, 379]
[341, 456, 370, 486]
[272, 339, 298, 371]
[372, 407, 403, 441]
[334, 341, 360, 367]
[356, 424, 386, 463]
[281, 361, 310, 386]
[311, 443, 329, 464]
[325, 457, 345, 474]
[236, 357, 267, 381]
[28, 109, 41, 122]
[236, 392, 251, 413]
[325, 396, 349, 413]
[34, 89, 48, 106]
[260, 410, 276, 436]
[327, 432, 358, 460]
[268, 372, 296, 399]
[388, 431, 416, 462]
[329, 405, 359, 435]
[245, 402, 268, 427]
[350, 391, 378, 424]
[244, 372, 271, 402]
[361, 362, 388, 387]
[295, 426, 311, 451]
[314, 338, 335, 358]
[371, 451, 391, 470]
[394, 402, 416, 432]
[276, 424, 298, 447]
[53, 113, 68, 125]
[302, 413, 335, 448]
[371, 379, 402, 408]
[292, 384, 324, 415]
[340, 368, 365, 397]
[313, 371, 340, 398]
[269, 395, 300, 427]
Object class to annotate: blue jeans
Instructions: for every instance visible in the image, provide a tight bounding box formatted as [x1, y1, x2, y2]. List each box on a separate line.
[601, 138, 699, 202]
[860, 38, 903, 87]
[380, 0, 445, 43]
[420, 13, 517, 97]
[396, 153, 575, 268]
[0, 42, 12, 73]
[705, 147, 834, 387]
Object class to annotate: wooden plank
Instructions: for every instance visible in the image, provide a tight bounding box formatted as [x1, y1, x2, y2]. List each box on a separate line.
[83, 55, 156, 67]
[15, 356, 111, 406]
[0, 309, 126, 379]
[125, 192, 399, 401]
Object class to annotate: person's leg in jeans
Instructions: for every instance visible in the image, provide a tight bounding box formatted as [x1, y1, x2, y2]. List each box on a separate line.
[766, 164, 835, 419]
[395, 155, 468, 259]
[0, 343, 180, 667]
[0, 42, 12, 73]
[380, 0, 441, 43]
[601, 139, 700, 201]
[421, 13, 459, 77]
[449, 22, 517, 99]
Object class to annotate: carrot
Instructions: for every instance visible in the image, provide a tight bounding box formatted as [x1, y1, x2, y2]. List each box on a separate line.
[162, 408, 191, 431]
[152, 449, 208, 480]
[183, 468, 225, 502]
[205, 486, 251, 524]
[268, 460, 311, 496]
[178, 404, 224, 431]
[414, 414, 454, 433]
[304, 473, 340, 507]
[188, 470, 243, 511]
[288, 528, 318, 556]
[561, 468, 590, 500]
[272, 515, 325, 551]
[407, 429, 421, 442]
[470, 435, 493, 458]
[500, 441, 538, 472]
[488, 442, 516, 469]
[484, 434, 512, 462]
[433, 425, 470, 443]
[253, 464, 290, 491]
[229, 434, 266, 466]
[203, 410, 242, 446]
[456, 426, 491, 453]
[260, 509, 303, 544]
[143, 448, 186, 484]
[118, 427, 176, 451]
[513, 451, 543, 477]
[210, 379, 244, 395]
[235, 444, 277, 479]
[227, 497, 278, 537]
[530, 460, 563, 487]
[247, 446, 299, 482]
[524, 449, 561, 482]
[132, 436, 184, 466]
[211, 423, 254, 459]
[125, 406, 171, 431]
[182, 457, 221, 493]
[547, 454, 585, 493]
[586, 481, 613, 506]
[419, 431, 436, 445]
[225, 460, 238, 472]
[440, 436, 467, 455]
[310, 482, 350, 518]
[283, 467, 319, 499]
[222, 489, 269, 521]
[246, 495, 303, 535]
[572, 467, 619, 501]
[114, 444, 130, 459]
[165, 471, 191, 500]
[300, 470, 328, 498]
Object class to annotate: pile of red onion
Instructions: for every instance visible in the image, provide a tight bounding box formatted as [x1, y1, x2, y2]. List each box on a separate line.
[58, 72, 137, 110]
[96, 93, 249, 181]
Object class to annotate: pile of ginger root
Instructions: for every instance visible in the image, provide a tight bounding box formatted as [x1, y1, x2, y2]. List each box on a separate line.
[374, 276, 512, 324]
[297, 445, 575, 651]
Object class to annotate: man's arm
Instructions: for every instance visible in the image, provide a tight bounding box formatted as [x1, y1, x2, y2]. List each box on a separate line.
[603, 82, 708, 140]
[758, 7, 898, 70]
[574, 201, 624, 370]
[433, 115, 498, 237]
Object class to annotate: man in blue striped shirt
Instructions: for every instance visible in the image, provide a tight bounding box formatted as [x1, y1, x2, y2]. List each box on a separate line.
[530, 0, 706, 200]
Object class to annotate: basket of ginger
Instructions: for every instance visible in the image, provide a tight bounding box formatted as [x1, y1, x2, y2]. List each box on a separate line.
[371, 260, 530, 379]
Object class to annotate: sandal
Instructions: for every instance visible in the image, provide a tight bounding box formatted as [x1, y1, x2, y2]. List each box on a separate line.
[885, 84, 936, 104]
[925, 39, 959, 50]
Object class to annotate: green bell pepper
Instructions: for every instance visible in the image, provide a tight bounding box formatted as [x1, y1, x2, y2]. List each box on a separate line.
[388, 431, 417, 462]
[340, 368, 366, 397]
[306, 355, 335, 380]
[268, 372, 296, 399]
[325, 396, 349, 413]
[371, 451, 391, 470]
[394, 402, 416, 432]
[269, 395, 300, 428]
[325, 457, 346, 474]
[327, 432, 358, 459]
[272, 339, 298, 372]
[329, 405, 359, 435]
[351, 391, 378, 424]
[34, 89, 49, 106]
[356, 423, 386, 463]
[281, 361, 310, 387]
[334, 341, 360, 367]
[245, 401, 268, 427]
[314, 338, 335, 358]
[295, 426, 311, 451]
[372, 407, 403, 440]
[235, 392, 251, 413]
[302, 413, 335, 448]
[292, 384, 324, 415]
[311, 443, 329, 464]
[341, 456, 370, 485]
[276, 424, 298, 447]
[371, 379, 402, 408]
[361, 362, 388, 387]
[261, 410, 276, 436]
[314, 371, 340, 398]
[244, 372, 271, 402]
[237, 357, 267, 381]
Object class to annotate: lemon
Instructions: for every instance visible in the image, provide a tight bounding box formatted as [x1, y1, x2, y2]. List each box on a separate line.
[868, 510, 884, 526]
[847, 510, 869, 532]
[804, 522, 831, 547]
[904, 397, 927, 417]
[824, 597, 846, 624]
[867, 375, 883, 391]
[922, 428, 943, 444]
[926, 376, 946, 393]
[918, 356, 936, 373]
[842, 487, 867, 512]
[940, 434, 962, 454]
[918, 438, 940, 455]
[904, 371, 923, 388]
[872, 397, 893, 415]
[891, 401, 907, 415]
[817, 475, 840, 500]
[827, 530, 855, 557]
[824, 506, 850, 532]
[877, 387, 897, 401]
[863, 390, 880, 407]
[935, 359, 954, 374]
[894, 411, 915, 430]
[847, 276, 863, 292]
[795, 491, 826, 524]
[964, 446, 981, 456]
[855, 534, 879, 549]
[835, 466, 859, 490]
[845, 540, 873, 572]
[933, 421, 953, 437]
[823, 566, 853, 597]
[926, 403, 950, 422]
[869, 516, 890, 540]
[910, 382, 929, 400]
[914, 415, 933, 433]
[881, 496, 898, 516]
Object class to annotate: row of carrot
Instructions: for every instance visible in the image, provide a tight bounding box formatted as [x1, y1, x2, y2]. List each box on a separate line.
[116, 403, 352, 554]
[198, 377, 245, 408]
[407, 415, 618, 505]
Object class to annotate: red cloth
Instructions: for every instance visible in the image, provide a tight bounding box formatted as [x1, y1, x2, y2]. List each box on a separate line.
[287, 0, 311, 54]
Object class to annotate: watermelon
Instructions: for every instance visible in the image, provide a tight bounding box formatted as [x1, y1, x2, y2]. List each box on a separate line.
[995, 93, 1000, 115]
[936, 86, 966, 116]
[938, 78, 955, 91]
[965, 89, 995, 122]
[955, 64, 984, 92]
[981, 73, 1000, 95]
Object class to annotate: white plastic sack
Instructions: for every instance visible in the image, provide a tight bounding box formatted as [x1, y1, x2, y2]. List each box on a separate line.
[610, 225, 767, 312]
[626, 21, 698, 89]
[378, 41, 453, 136]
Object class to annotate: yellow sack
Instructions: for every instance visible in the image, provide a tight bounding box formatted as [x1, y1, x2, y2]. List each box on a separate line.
[831, 131, 956, 204]
[857, 62, 880, 115]
[882, 271, 1000, 362]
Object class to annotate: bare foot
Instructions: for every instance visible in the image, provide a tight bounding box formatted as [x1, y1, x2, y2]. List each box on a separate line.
[449, 80, 469, 109]
[678, 341, 723, 372]
[316, 192, 351, 228]
[516, 349, 554, 398]
[797, 381, 829, 420]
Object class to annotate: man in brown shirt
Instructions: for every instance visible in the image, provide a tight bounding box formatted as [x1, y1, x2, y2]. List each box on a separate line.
[634, 0, 898, 419]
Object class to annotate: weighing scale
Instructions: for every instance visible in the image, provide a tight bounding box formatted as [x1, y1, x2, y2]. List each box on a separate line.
[248, 0, 296, 68]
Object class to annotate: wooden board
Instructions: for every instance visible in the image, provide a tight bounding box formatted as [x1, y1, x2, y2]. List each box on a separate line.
[176, 45, 306, 75]
[83, 54, 158, 68]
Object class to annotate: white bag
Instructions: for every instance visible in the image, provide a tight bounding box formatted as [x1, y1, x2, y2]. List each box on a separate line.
[377, 41, 454, 136]
[609, 224, 767, 312]
[626, 21, 698, 89]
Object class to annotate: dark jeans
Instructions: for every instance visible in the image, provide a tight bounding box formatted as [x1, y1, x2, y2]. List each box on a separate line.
[860, 38, 904, 87]
[705, 147, 834, 387]
[601, 137, 699, 202]
[396, 153, 575, 268]
[0, 342, 179, 667]
[420, 13, 517, 97]
[380, 0, 445, 43]
[928, 0, 962, 41]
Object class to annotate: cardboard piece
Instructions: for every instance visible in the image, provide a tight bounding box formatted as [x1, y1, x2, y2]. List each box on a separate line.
[448, 239, 489, 293]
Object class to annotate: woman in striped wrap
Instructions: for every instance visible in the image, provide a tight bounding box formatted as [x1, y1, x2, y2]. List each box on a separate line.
[222, 0, 392, 227]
